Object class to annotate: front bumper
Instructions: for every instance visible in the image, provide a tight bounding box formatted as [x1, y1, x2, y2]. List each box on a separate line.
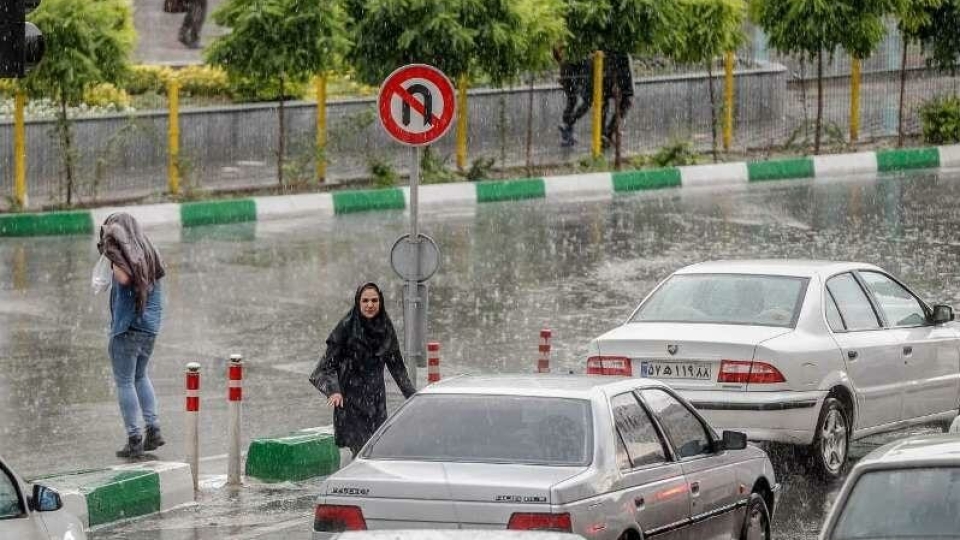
[680, 389, 827, 445]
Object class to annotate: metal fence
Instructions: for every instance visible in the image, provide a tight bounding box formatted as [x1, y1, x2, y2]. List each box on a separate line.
[1, 23, 958, 210]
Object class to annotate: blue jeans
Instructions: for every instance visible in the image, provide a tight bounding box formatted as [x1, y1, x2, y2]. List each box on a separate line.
[109, 330, 159, 437]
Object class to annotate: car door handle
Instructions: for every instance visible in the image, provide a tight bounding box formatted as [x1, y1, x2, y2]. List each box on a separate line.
[634, 496, 645, 509]
[903, 346, 913, 356]
[847, 350, 859, 360]
[689, 482, 700, 497]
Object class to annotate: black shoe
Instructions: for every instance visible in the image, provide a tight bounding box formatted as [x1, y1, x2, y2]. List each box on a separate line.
[559, 124, 575, 147]
[144, 426, 165, 451]
[116, 435, 144, 458]
[601, 134, 612, 151]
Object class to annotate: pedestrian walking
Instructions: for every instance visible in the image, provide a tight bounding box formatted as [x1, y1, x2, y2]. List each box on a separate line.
[97, 213, 166, 459]
[178, 0, 207, 49]
[601, 51, 635, 150]
[555, 46, 593, 147]
[309, 282, 417, 457]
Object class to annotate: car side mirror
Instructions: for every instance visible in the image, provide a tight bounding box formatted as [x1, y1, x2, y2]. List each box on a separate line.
[721, 430, 748, 451]
[932, 305, 954, 325]
[30, 484, 62, 512]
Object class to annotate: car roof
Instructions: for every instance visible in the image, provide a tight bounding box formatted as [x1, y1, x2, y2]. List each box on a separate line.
[420, 374, 665, 399]
[674, 259, 883, 279]
[854, 434, 960, 470]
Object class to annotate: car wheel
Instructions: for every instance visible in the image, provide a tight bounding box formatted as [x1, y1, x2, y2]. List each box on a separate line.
[810, 397, 849, 479]
[739, 492, 770, 540]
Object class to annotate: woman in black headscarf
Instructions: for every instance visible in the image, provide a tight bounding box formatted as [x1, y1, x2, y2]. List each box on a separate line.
[310, 282, 417, 456]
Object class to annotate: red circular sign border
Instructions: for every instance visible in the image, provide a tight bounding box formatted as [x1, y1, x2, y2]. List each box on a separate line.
[378, 64, 456, 146]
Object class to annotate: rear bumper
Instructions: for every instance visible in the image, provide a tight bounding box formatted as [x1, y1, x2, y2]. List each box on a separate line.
[679, 389, 827, 445]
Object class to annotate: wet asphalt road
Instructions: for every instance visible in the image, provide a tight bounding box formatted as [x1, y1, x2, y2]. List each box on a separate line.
[3, 169, 960, 538]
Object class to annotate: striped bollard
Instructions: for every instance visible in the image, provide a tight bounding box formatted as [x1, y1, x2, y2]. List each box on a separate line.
[427, 342, 441, 384]
[185, 362, 201, 492]
[227, 354, 243, 487]
[538, 329, 552, 373]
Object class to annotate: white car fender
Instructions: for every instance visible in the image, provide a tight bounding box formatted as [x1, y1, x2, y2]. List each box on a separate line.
[816, 371, 858, 424]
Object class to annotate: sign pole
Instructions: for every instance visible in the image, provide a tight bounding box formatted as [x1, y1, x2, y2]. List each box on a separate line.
[405, 146, 423, 387]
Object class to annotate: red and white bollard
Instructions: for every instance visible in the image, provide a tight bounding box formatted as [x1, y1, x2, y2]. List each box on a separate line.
[538, 329, 552, 373]
[427, 342, 441, 384]
[185, 362, 201, 492]
[227, 354, 243, 487]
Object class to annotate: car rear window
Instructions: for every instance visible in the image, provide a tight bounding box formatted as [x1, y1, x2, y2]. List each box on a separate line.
[365, 394, 593, 466]
[631, 273, 808, 327]
[830, 467, 960, 539]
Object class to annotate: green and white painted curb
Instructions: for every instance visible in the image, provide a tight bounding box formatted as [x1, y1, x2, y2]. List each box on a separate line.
[34, 461, 193, 529]
[245, 426, 341, 483]
[3, 144, 959, 238]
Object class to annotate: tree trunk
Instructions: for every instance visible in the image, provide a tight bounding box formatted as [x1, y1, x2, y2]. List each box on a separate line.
[708, 61, 719, 163]
[815, 50, 824, 155]
[60, 96, 75, 206]
[278, 75, 286, 187]
[799, 55, 809, 140]
[525, 76, 534, 177]
[614, 86, 622, 170]
[898, 38, 908, 148]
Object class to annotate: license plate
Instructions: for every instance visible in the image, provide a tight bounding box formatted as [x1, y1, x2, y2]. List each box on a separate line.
[640, 361, 713, 380]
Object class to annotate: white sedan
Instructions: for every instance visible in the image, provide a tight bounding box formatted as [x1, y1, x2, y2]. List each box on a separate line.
[587, 260, 960, 478]
[0, 453, 86, 540]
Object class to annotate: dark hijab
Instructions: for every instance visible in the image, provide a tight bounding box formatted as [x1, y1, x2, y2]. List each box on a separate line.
[328, 282, 398, 356]
[97, 212, 166, 314]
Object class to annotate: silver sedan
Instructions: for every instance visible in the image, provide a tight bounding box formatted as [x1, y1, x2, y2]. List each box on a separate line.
[313, 375, 779, 540]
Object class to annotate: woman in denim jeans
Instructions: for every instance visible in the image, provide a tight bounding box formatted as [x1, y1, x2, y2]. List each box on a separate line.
[98, 213, 166, 458]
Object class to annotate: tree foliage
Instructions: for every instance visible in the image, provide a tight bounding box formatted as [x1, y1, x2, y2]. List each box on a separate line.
[914, 0, 960, 73]
[23, 0, 135, 103]
[663, 0, 745, 65]
[206, 0, 351, 87]
[348, 0, 563, 86]
[562, 0, 677, 60]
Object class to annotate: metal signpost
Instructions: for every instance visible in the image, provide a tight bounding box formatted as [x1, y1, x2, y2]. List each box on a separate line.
[378, 64, 456, 386]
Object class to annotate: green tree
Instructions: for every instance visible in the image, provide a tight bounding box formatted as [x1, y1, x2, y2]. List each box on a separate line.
[206, 0, 351, 187]
[663, 0, 745, 162]
[896, 0, 943, 146]
[22, 0, 135, 206]
[750, 0, 898, 154]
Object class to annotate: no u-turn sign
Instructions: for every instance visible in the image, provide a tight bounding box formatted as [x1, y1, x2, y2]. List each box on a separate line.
[378, 64, 456, 146]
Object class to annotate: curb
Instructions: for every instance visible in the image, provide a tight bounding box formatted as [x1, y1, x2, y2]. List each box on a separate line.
[3, 144, 959, 238]
[34, 461, 193, 529]
[245, 426, 340, 483]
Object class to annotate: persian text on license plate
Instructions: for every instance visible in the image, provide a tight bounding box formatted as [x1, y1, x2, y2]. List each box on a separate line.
[640, 361, 713, 380]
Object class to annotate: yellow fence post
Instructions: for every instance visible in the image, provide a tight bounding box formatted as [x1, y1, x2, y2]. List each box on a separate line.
[591, 50, 605, 159]
[167, 78, 180, 196]
[456, 74, 468, 171]
[723, 51, 735, 151]
[316, 75, 327, 182]
[850, 56, 861, 143]
[14, 90, 27, 209]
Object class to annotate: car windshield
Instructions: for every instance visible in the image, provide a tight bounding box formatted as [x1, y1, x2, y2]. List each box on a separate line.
[830, 467, 960, 539]
[631, 273, 808, 327]
[365, 394, 593, 466]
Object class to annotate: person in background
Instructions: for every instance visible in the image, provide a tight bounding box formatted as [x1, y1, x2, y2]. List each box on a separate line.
[98, 213, 166, 459]
[310, 282, 417, 457]
[601, 50, 635, 150]
[555, 46, 594, 148]
[178, 0, 207, 49]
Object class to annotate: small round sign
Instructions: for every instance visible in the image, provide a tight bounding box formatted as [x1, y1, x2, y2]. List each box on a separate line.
[390, 234, 441, 281]
[378, 64, 456, 146]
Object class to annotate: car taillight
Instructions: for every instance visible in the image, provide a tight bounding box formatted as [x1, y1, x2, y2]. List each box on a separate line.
[507, 512, 573, 532]
[718, 360, 786, 384]
[314, 504, 367, 532]
[586, 356, 632, 376]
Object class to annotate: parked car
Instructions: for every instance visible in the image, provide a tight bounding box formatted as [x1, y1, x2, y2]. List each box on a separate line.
[0, 453, 86, 540]
[818, 433, 960, 540]
[313, 374, 779, 540]
[587, 260, 960, 478]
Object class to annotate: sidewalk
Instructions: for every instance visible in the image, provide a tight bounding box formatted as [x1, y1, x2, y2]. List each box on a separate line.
[132, 0, 228, 66]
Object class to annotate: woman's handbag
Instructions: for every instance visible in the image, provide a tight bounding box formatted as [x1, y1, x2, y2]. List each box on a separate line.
[163, 0, 188, 13]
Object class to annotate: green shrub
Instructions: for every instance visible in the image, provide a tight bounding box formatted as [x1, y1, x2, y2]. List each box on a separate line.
[920, 95, 960, 145]
[464, 156, 496, 181]
[369, 158, 398, 188]
[83, 83, 131, 109]
[175, 65, 229, 97]
[653, 138, 698, 167]
[421, 146, 457, 184]
[0, 78, 17, 99]
[125, 65, 175, 95]
[227, 76, 309, 102]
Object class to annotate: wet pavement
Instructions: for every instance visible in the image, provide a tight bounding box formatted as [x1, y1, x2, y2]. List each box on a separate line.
[3, 169, 960, 538]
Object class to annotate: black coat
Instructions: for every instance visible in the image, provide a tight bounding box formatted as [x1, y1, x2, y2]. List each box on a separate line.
[310, 298, 416, 450]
